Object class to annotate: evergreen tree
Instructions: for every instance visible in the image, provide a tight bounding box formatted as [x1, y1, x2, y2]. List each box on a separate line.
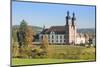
[18, 20, 28, 47]
[19, 20, 28, 32]
[17, 20, 36, 58]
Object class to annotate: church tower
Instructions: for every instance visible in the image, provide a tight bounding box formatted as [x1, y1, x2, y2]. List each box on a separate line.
[71, 12, 77, 44]
[65, 11, 76, 44]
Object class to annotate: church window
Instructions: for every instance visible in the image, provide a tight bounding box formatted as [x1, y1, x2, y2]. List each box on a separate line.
[64, 35, 66, 39]
[56, 40, 58, 42]
[60, 36, 62, 39]
[60, 40, 62, 42]
[56, 35, 58, 39]
[52, 35, 54, 39]
[52, 40, 54, 43]
[64, 40, 66, 42]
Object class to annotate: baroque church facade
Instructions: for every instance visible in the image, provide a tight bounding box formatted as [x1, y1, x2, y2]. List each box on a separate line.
[39, 11, 89, 45]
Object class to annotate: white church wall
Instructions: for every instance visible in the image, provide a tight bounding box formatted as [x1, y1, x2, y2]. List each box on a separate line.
[76, 36, 86, 44]
[49, 33, 65, 44]
[39, 34, 87, 45]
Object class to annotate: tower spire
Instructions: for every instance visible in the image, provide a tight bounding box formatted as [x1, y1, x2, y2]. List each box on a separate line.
[66, 11, 71, 25]
[67, 11, 69, 17]
[72, 12, 76, 25]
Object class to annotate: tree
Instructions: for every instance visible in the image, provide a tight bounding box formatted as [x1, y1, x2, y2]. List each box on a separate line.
[17, 20, 28, 48]
[18, 20, 35, 47]
[41, 35, 49, 49]
[19, 20, 28, 32]
[16, 20, 36, 58]
[88, 38, 93, 47]
[12, 29, 19, 57]
[25, 27, 34, 47]
[12, 29, 18, 42]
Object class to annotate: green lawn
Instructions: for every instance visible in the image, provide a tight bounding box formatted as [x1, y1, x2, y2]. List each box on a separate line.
[12, 58, 95, 66]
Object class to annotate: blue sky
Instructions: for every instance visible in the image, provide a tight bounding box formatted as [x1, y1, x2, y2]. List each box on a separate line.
[12, 1, 96, 28]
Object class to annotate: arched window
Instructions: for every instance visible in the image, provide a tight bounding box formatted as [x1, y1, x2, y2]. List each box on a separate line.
[52, 35, 54, 39]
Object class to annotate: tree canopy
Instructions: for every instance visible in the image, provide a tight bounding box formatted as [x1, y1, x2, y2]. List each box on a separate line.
[19, 20, 28, 32]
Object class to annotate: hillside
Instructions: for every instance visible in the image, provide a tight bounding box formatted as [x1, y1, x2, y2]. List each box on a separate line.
[12, 25, 95, 35]
[12, 25, 43, 34]
[77, 28, 95, 34]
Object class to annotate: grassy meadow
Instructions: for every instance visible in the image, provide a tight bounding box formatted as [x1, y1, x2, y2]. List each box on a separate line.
[12, 45, 96, 66]
[12, 58, 94, 66]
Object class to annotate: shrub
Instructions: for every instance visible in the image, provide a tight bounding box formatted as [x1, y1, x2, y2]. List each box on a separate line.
[12, 42, 20, 58]
[65, 47, 82, 59]
[59, 53, 66, 59]
[80, 43, 85, 46]
[31, 48, 47, 58]
[80, 51, 95, 60]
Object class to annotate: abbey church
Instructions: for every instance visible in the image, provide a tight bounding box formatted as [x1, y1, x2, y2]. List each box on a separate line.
[39, 11, 89, 45]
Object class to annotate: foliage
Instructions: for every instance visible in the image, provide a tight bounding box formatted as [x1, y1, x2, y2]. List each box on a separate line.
[12, 30, 18, 42]
[12, 42, 20, 58]
[80, 51, 95, 60]
[18, 20, 35, 47]
[19, 20, 28, 32]
[79, 43, 85, 46]
[38, 45, 95, 60]
[12, 20, 36, 58]
[49, 46, 82, 59]
[30, 48, 47, 58]
[24, 27, 34, 47]
[41, 35, 49, 50]
[88, 38, 93, 45]
[12, 44, 95, 60]
[80, 47, 95, 60]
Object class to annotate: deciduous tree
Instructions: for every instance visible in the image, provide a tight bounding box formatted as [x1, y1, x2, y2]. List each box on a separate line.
[41, 35, 49, 49]
[25, 27, 34, 47]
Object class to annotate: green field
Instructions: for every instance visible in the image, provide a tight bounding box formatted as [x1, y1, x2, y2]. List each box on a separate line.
[12, 45, 96, 66]
[12, 58, 95, 66]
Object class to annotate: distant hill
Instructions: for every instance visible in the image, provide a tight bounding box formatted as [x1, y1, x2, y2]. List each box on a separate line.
[12, 25, 43, 34]
[12, 25, 95, 35]
[31, 26, 43, 34]
[77, 28, 95, 34]
[77, 28, 95, 38]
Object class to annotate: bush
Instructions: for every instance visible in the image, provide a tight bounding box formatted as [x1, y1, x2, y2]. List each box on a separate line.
[59, 53, 66, 59]
[80, 43, 85, 46]
[43, 45, 83, 59]
[65, 47, 82, 59]
[12, 45, 95, 60]
[80, 52, 95, 60]
[31, 48, 47, 58]
[12, 42, 20, 58]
